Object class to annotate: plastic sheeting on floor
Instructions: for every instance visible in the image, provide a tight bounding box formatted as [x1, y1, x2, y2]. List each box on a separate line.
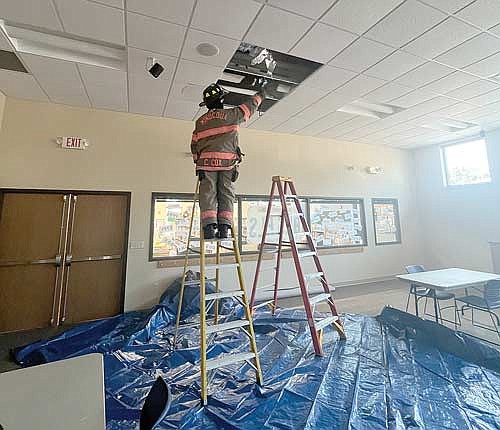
[14, 286, 500, 430]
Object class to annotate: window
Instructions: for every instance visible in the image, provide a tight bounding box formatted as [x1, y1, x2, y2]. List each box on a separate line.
[372, 199, 401, 245]
[442, 139, 492, 186]
[309, 198, 367, 248]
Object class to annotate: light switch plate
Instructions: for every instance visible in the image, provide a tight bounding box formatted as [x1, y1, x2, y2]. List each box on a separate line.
[130, 240, 145, 249]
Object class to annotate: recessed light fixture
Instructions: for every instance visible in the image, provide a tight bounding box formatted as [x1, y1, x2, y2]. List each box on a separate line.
[337, 99, 404, 119]
[196, 42, 219, 57]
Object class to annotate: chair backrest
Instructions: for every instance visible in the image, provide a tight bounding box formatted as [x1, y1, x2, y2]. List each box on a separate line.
[140, 376, 172, 430]
[484, 280, 500, 308]
[405, 265, 425, 274]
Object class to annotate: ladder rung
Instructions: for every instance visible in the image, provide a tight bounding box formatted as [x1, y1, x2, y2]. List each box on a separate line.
[183, 277, 216, 286]
[190, 263, 240, 271]
[309, 293, 331, 305]
[298, 250, 316, 258]
[270, 212, 304, 218]
[206, 352, 255, 371]
[206, 319, 249, 334]
[205, 290, 244, 300]
[203, 237, 236, 243]
[315, 315, 339, 331]
[304, 272, 324, 282]
[284, 195, 298, 199]
[253, 300, 274, 309]
[263, 242, 292, 247]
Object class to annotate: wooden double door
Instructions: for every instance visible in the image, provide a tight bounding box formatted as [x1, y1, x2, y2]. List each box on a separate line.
[0, 191, 130, 333]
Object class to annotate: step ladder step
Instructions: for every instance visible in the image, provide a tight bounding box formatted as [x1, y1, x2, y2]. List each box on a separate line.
[270, 212, 304, 218]
[205, 290, 244, 301]
[309, 293, 331, 305]
[304, 271, 324, 282]
[298, 250, 316, 258]
[315, 315, 338, 331]
[189, 263, 240, 271]
[183, 277, 216, 286]
[206, 352, 256, 371]
[284, 195, 298, 199]
[206, 319, 249, 334]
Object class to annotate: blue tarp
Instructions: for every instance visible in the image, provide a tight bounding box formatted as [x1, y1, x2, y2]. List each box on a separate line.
[14, 284, 500, 430]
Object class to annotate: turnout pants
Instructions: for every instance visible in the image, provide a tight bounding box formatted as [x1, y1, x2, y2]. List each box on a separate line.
[199, 169, 236, 227]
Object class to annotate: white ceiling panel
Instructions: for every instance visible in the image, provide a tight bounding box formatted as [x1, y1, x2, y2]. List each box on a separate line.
[21, 54, 89, 107]
[54, 0, 125, 45]
[0, 27, 13, 51]
[321, 0, 405, 35]
[290, 23, 357, 64]
[394, 62, 454, 89]
[0, 0, 63, 32]
[164, 98, 200, 120]
[175, 59, 223, 85]
[456, 0, 500, 30]
[467, 88, 500, 105]
[249, 112, 290, 130]
[420, 71, 479, 94]
[268, 0, 333, 19]
[191, 0, 261, 40]
[402, 17, 479, 59]
[127, 13, 185, 56]
[0, 69, 48, 101]
[417, 1, 472, 16]
[78, 64, 127, 111]
[169, 81, 205, 104]
[490, 23, 500, 37]
[435, 33, 500, 68]
[127, 48, 177, 82]
[302, 66, 357, 92]
[329, 37, 394, 72]
[446, 79, 500, 100]
[297, 111, 356, 136]
[271, 84, 328, 116]
[126, 0, 195, 26]
[364, 82, 414, 103]
[364, 50, 425, 81]
[433, 101, 477, 116]
[465, 52, 500, 78]
[182, 29, 240, 67]
[244, 6, 313, 53]
[335, 74, 386, 98]
[128, 73, 171, 116]
[364, 0, 446, 48]
[390, 88, 440, 107]
[91, 0, 124, 8]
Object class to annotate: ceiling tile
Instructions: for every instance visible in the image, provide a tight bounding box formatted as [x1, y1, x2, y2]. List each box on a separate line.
[0, 69, 48, 101]
[0, 0, 63, 32]
[249, 112, 290, 130]
[420, 71, 479, 93]
[335, 74, 387, 97]
[164, 99, 200, 120]
[169, 81, 205, 104]
[78, 64, 127, 111]
[435, 33, 500, 68]
[302, 66, 357, 92]
[321, 0, 405, 35]
[54, 0, 125, 45]
[465, 52, 500, 78]
[271, 84, 328, 116]
[467, 88, 500, 105]
[128, 73, 171, 116]
[90, 0, 123, 7]
[490, 23, 500, 37]
[402, 17, 479, 59]
[268, 0, 333, 19]
[329, 37, 394, 72]
[297, 111, 356, 135]
[390, 88, 440, 107]
[446, 79, 499, 100]
[419, 0, 476, 14]
[290, 23, 357, 63]
[364, 0, 447, 48]
[433, 101, 477, 116]
[364, 50, 425, 81]
[127, 13, 185, 56]
[0, 28, 13, 51]
[394, 62, 454, 89]
[364, 82, 414, 103]
[127, 48, 177, 81]
[126, 0, 195, 26]
[191, 0, 261, 40]
[175, 59, 223, 85]
[182, 29, 240, 67]
[244, 6, 313, 53]
[21, 54, 89, 107]
[456, 0, 500, 30]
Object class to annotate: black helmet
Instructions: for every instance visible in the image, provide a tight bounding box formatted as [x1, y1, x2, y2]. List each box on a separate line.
[199, 83, 227, 107]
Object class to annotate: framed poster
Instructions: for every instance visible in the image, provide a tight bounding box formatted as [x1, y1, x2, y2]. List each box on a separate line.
[372, 198, 401, 245]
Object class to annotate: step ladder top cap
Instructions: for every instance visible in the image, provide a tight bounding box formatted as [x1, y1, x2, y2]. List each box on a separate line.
[272, 175, 293, 181]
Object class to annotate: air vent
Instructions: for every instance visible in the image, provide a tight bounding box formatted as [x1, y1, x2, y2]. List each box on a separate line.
[0, 50, 27, 73]
[422, 118, 478, 133]
[217, 43, 322, 112]
[337, 99, 404, 119]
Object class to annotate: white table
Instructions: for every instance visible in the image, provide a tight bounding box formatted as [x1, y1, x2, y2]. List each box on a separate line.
[397, 268, 500, 323]
[0, 353, 106, 430]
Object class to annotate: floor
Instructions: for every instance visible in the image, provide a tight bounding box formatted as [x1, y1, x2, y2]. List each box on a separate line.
[1, 279, 499, 374]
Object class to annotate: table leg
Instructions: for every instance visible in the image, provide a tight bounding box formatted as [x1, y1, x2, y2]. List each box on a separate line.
[432, 290, 439, 323]
[414, 292, 419, 317]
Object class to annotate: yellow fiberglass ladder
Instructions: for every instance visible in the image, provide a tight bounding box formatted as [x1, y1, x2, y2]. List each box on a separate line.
[173, 180, 263, 406]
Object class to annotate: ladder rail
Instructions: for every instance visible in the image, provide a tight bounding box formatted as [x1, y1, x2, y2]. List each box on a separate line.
[272, 201, 286, 315]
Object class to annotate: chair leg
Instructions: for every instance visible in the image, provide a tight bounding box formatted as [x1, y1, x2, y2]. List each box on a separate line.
[488, 310, 500, 338]
[423, 296, 428, 317]
[438, 301, 444, 324]
[405, 290, 411, 313]
[414, 292, 419, 317]
[454, 299, 461, 329]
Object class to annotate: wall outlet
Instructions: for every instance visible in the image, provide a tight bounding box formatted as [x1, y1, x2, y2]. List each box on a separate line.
[130, 240, 145, 249]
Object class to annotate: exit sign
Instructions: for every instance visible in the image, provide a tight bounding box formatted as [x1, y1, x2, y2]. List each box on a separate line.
[57, 136, 89, 150]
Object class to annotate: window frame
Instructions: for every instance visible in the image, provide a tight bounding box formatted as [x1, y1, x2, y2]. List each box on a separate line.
[440, 137, 492, 188]
[371, 198, 402, 246]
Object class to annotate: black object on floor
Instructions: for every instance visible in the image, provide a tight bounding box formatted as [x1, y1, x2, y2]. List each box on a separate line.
[140, 376, 172, 430]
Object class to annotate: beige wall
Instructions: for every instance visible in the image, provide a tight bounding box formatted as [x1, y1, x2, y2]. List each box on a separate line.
[0, 98, 422, 311]
[0, 91, 6, 132]
[414, 129, 500, 272]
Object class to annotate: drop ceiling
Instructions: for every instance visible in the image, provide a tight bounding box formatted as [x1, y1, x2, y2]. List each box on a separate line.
[1, 0, 500, 148]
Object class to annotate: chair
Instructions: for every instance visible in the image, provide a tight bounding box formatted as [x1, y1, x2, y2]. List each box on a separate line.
[456, 280, 500, 337]
[140, 376, 172, 430]
[404, 265, 459, 326]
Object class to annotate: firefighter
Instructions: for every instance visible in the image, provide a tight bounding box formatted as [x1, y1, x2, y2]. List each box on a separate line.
[191, 83, 265, 239]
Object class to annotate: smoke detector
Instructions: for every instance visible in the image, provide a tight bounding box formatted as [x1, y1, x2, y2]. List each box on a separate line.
[196, 43, 219, 57]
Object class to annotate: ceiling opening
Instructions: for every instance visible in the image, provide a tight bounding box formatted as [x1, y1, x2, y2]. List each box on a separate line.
[0, 49, 27, 73]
